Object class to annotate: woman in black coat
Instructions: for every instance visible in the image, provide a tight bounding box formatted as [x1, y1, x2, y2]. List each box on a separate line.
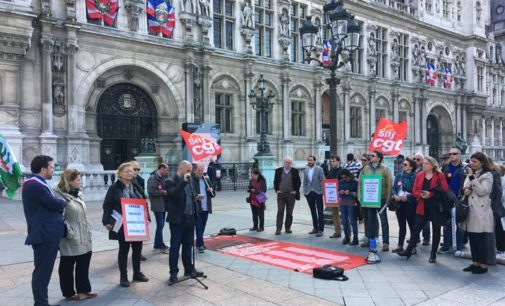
[102, 162, 149, 287]
[247, 169, 267, 232]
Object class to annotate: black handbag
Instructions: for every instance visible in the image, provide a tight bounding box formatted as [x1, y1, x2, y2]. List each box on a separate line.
[218, 227, 237, 235]
[455, 196, 469, 223]
[313, 264, 348, 281]
[387, 199, 399, 211]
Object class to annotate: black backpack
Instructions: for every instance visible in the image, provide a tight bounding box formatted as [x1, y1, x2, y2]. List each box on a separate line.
[490, 170, 505, 218]
[313, 264, 348, 281]
[218, 227, 237, 235]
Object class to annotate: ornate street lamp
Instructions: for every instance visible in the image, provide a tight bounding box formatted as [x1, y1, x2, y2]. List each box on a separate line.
[249, 75, 275, 156]
[299, 0, 361, 156]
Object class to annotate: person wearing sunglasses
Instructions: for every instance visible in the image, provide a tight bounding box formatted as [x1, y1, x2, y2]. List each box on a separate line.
[391, 158, 417, 254]
[439, 148, 467, 254]
[357, 150, 393, 262]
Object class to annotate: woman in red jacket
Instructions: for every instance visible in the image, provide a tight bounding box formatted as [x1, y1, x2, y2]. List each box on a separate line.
[398, 156, 449, 263]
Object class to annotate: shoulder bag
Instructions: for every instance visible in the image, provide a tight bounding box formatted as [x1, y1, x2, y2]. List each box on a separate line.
[455, 195, 469, 223]
[313, 264, 348, 281]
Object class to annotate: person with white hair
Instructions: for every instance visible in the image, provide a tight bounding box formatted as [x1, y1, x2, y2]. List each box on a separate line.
[273, 156, 301, 235]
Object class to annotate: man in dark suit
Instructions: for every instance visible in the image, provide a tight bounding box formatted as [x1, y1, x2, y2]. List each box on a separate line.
[193, 163, 215, 253]
[166, 160, 203, 284]
[273, 156, 301, 235]
[22, 155, 67, 306]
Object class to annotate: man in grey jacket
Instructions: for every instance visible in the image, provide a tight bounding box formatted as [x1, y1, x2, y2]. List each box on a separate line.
[147, 164, 170, 253]
[303, 155, 325, 237]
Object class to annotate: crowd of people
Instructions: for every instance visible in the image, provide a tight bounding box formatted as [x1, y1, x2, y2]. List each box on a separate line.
[20, 148, 505, 305]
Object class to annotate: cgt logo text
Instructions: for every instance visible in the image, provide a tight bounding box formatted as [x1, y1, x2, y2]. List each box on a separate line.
[372, 129, 403, 153]
[188, 138, 221, 155]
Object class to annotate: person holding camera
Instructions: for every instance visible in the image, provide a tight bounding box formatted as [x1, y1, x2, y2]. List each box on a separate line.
[166, 161, 203, 284]
[247, 169, 267, 232]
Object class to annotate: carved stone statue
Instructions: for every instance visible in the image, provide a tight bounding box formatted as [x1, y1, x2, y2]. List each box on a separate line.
[193, 66, 202, 123]
[419, 46, 427, 66]
[52, 40, 64, 72]
[413, 44, 421, 66]
[199, 0, 210, 16]
[181, 0, 196, 14]
[242, 2, 254, 29]
[391, 38, 400, 62]
[124, 0, 144, 31]
[455, 134, 468, 154]
[53, 78, 65, 116]
[279, 11, 290, 37]
[368, 32, 376, 56]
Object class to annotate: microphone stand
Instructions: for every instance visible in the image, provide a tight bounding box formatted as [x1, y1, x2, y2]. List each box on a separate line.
[169, 175, 208, 290]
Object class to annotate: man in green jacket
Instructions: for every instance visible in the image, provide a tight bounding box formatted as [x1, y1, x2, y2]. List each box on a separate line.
[358, 150, 392, 263]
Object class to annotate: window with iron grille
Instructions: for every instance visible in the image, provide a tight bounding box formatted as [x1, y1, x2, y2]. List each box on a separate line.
[289, 2, 307, 63]
[291, 101, 305, 136]
[213, 0, 235, 50]
[215, 93, 233, 133]
[350, 106, 362, 138]
[255, 0, 273, 57]
[375, 27, 388, 78]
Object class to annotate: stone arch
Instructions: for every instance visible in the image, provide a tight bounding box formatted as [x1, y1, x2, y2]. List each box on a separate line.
[77, 58, 183, 117]
[350, 92, 367, 105]
[427, 104, 454, 158]
[211, 73, 242, 92]
[290, 84, 312, 101]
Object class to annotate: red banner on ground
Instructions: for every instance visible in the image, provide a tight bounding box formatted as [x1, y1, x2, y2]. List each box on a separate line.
[180, 129, 222, 161]
[368, 117, 408, 155]
[204, 235, 366, 273]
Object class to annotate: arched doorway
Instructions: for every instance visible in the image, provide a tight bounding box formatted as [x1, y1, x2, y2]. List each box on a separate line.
[427, 114, 440, 159]
[97, 83, 158, 170]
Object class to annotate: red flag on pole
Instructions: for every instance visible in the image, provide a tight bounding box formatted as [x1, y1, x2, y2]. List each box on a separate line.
[180, 129, 222, 161]
[368, 117, 408, 156]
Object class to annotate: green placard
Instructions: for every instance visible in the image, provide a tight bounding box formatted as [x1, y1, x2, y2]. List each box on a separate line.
[360, 174, 383, 208]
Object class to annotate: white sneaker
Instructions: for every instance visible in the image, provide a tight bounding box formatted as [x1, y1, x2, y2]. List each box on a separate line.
[455, 250, 464, 257]
[497, 252, 505, 260]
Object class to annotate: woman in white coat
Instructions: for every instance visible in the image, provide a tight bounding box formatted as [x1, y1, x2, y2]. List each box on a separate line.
[460, 152, 494, 274]
[56, 169, 97, 300]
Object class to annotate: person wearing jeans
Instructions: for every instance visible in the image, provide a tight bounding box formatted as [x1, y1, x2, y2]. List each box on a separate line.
[193, 163, 215, 253]
[339, 169, 358, 245]
[303, 155, 325, 237]
[248, 169, 267, 231]
[147, 164, 170, 253]
[358, 150, 392, 256]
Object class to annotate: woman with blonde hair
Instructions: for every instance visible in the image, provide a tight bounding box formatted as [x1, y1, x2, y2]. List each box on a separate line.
[56, 169, 96, 300]
[398, 156, 449, 263]
[102, 162, 148, 287]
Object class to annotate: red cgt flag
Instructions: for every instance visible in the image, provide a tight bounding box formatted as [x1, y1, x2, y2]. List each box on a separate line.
[180, 129, 222, 161]
[368, 117, 408, 156]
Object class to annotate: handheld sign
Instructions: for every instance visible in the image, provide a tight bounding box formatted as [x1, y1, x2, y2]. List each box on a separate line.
[360, 174, 382, 208]
[121, 198, 150, 242]
[323, 179, 339, 207]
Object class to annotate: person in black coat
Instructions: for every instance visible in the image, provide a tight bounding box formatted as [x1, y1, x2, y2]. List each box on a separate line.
[273, 157, 301, 235]
[248, 169, 268, 232]
[22, 155, 67, 306]
[192, 163, 215, 253]
[102, 162, 149, 287]
[165, 160, 203, 284]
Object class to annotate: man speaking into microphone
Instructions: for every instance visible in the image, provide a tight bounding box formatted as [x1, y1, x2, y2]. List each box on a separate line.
[165, 160, 203, 284]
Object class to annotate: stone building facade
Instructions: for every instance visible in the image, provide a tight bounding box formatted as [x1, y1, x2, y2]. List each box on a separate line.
[0, 0, 503, 170]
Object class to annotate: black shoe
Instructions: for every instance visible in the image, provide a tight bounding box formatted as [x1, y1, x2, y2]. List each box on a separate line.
[463, 264, 477, 272]
[392, 247, 404, 253]
[422, 240, 430, 246]
[168, 275, 178, 285]
[133, 272, 149, 282]
[437, 247, 450, 254]
[349, 238, 359, 246]
[397, 249, 413, 260]
[184, 269, 204, 277]
[249, 227, 258, 231]
[429, 255, 436, 263]
[412, 247, 417, 255]
[285, 229, 292, 234]
[472, 266, 488, 274]
[120, 277, 130, 287]
[140, 255, 147, 261]
[275, 230, 281, 235]
[198, 246, 205, 253]
[342, 237, 350, 245]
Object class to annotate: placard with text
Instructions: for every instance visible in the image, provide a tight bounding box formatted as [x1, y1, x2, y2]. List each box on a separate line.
[323, 179, 339, 207]
[121, 198, 150, 242]
[360, 174, 382, 208]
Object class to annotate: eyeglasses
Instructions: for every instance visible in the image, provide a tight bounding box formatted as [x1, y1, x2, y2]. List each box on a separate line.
[413, 158, 421, 161]
[134, 168, 141, 171]
[449, 153, 459, 156]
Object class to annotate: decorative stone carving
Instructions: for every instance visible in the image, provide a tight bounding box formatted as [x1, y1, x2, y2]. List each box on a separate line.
[367, 32, 377, 75]
[197, 15, 213, 46]
[52, 40, 65, 72]
[69, 146, 81, 163]
[241, 1, 255, 54]
[193, 65, 203, 123]
[181, 0, 197, 14]
[141, 138, 157, 154]
[41, 0, 51, 18]
[66, 0, 77, 23]
[279, 10, 290, 37]
[198, 0, 210, 16]
[124, 0, 144, 32]
[53, 79, 66, 116]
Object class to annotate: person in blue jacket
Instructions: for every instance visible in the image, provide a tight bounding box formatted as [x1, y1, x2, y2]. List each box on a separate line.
[22, 155, 67, 306]
[339, 169, 359, 245]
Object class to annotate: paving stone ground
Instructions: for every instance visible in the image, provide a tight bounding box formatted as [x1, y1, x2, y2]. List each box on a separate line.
[1, 190, 505, 306]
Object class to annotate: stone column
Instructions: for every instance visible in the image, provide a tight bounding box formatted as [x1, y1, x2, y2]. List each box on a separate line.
[66, 30, 79, 135]
[281, 67, 291, 141]
[455, 100, 461, 136]
[313, 68, 323, 142]
[482, 117, 486, 147]
[392, 86, 399, 122]
[343, 82, 351, 142]
[368, 84, 377, 138]
[184, 50, 195, 122]
[40, 29, 54, 135]
[244, 57, 254, 139]
[491, 117, 496, 147]
[202, 51, 212, 123]
[462, 103, 468, 141]
[420, 94, 428, 151]
[413, 94, 421, 144]
[500, 119, 503, 147]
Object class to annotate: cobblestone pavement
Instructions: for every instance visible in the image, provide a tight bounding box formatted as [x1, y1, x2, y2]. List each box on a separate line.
[1, 191, 505, 306]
